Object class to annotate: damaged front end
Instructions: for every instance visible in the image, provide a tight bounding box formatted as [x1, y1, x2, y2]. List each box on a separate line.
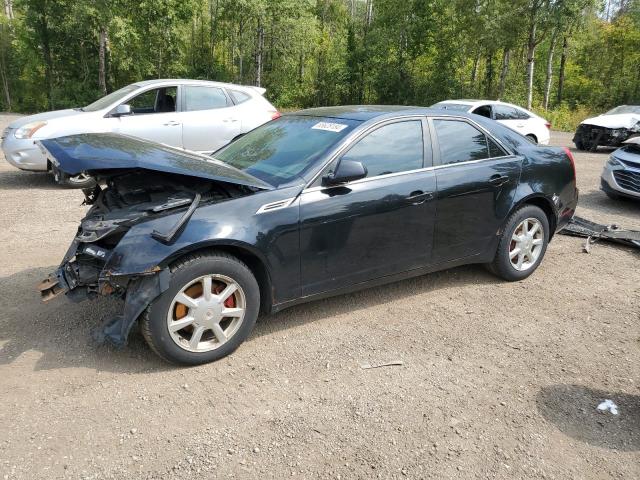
[574, 123, 640, 150]
[36, 133, 271, 347]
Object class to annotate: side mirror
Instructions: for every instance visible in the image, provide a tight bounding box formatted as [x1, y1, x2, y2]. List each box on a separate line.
[322, 160, 367, 186]
[112, 104, 132, 117]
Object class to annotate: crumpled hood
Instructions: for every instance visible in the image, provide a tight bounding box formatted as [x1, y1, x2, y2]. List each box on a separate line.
[581, 113, 640, 129]
[8, 109, 82, 129]
[38, 132, 274, 190]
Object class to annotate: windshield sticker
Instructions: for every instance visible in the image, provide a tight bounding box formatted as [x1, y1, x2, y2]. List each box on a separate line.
[312, 122, 349, 133]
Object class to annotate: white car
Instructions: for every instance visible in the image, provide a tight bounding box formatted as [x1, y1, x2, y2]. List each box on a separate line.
[1, 79, 280, 186]
[431, 100, 551, 145]
[573, 105, 640, 151]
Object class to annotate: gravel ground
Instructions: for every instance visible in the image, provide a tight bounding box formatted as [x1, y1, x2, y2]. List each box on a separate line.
[0, 115, 638, 480]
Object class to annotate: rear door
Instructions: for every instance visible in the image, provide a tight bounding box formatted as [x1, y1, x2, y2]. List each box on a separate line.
[430, 117, 523, 262]
[299, 118, 437, 296]
[178, 85, 242, 153]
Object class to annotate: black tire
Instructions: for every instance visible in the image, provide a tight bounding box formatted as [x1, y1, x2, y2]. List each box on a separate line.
[141, 251, 260, 365]
[52, 168, 96, 189]
[487, 205, 550, 282]
[574, 137, 586, 151]
[525, 134, 538, 144]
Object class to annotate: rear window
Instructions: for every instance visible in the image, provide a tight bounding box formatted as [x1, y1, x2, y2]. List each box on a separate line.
[215, 116, 360, 186]
[184, 86, 229, 111]
[229, 90, 251, 105]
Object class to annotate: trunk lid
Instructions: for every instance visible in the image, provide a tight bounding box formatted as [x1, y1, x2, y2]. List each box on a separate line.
[38, 132, 274, 190]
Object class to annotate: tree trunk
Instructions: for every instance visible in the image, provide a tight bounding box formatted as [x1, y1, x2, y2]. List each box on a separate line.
[484, 50, 494, 98]
[543, 31, 557, 110]
[255, 19, 264, 87]
[4, 0, 13, 19]
[98, 26, 107, 96]
[498, 48, 510, 100]
[525, 22, 537, 111]
[39, 9, 54, 109]
[556, 35, 568, 104]
[470, 52, 480, 93]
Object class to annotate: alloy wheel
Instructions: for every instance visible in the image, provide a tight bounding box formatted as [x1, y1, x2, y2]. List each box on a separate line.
[509, 217, 544, 272]
[68, 172, 92, 184]
[166, 274, 246, 353]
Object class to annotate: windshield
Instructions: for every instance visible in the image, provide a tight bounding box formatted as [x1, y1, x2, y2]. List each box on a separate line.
[431, 102, 472, 112]
[82, 85, 140, 112]
[215, 116, 361, 186]
[605, 105, 640, 115]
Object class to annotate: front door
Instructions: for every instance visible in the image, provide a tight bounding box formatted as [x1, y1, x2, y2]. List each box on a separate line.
[299, 119, 437, 296]
[431, 117, 523, 262]
[110, 86, 183, 147]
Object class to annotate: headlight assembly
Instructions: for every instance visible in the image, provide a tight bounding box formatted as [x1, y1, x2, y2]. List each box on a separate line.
[14, 121, 47, 139]
[607, 155, 622, 167]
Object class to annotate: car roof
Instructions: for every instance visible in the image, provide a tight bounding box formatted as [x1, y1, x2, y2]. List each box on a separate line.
[131, 78, 264, 93]
[436, 99, 531, 111]
[291, 105, 487, 122]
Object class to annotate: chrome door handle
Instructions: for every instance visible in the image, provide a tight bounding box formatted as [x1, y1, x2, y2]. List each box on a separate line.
[223, 118, 239, 123]
[489, 174, 509, 186]
[163, 121, 181, 126]
[407, 190, 434, 205]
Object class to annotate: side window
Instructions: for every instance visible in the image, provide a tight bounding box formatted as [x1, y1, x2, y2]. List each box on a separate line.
[229, 90, 251, 105]
[433, 119, 489, 164]
[184, 86, 229, 111]
[341, 121, 424, 178]
[488, 137, 507, 157]
[493, 105, 519, 120]
[515, 108, 530, 120]
[128, 87, 177, 114]
[472, 105, 492, 118]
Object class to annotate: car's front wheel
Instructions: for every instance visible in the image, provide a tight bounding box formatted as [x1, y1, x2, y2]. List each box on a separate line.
[52, 168, 96, 189]
[141, 251, 260, 365]
[487, 205, 549, 281]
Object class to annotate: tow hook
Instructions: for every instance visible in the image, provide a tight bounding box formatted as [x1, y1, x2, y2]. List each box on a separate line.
[37, 275, 68, 302]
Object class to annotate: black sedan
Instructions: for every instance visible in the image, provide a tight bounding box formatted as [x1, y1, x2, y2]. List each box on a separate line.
[38, 106, 578, 365]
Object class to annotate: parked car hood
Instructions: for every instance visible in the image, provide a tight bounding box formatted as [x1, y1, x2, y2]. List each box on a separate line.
[38, 133, 274, 190]
[8, 108, 84, 129]
[581, 113, 640, 129]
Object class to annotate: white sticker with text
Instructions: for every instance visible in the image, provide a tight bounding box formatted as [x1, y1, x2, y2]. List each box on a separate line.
[312, 122, 348, 133]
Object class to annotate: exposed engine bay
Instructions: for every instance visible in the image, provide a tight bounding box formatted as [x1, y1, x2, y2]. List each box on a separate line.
[38, 170, 253, 304]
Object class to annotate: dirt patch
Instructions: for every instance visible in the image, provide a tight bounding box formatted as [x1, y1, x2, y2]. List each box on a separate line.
[0, 120, 638, 479]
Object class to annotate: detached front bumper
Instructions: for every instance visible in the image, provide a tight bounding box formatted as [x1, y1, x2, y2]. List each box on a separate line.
[38, 238, 171, 347]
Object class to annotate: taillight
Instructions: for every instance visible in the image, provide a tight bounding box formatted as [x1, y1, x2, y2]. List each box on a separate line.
[545, 122, 551, 129]
[563, 146, 576, 181]
[271, 111, 281, 120]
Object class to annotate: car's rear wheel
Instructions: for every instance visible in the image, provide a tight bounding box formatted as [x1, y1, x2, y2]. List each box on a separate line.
[525, 134, 538, 144]
[487, 205, 549, 281]
[141, 251, 260, 365]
